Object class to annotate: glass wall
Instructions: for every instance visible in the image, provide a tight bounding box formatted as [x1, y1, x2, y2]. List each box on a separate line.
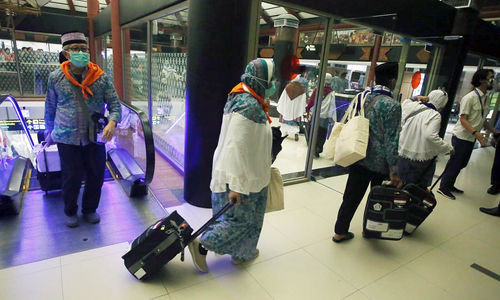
[150, 10, 188, 169]
[0, 31, 61, 97]
[123, 24, 149, 114]
[121, 3, 188, 172]
[0, 30, 20, 95]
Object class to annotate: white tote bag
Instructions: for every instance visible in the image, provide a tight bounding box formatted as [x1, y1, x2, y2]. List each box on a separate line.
[333, 91, 370, 167]
[266, 167, 284, 213]
[323, 95, 356, 160]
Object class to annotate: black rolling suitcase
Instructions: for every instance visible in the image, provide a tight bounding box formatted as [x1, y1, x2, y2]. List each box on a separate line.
[122, 201, 234, 280]
[402, 162, 448, 235]
[403, 184, 437, 234]
[363, 185, 411, 240]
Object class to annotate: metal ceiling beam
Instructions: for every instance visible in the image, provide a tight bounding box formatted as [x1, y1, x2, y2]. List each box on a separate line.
[67, 0, 76, 15]
[285, 8, 301, 21]
[479, 5, 500, 19]
[261, 10, 273, 25]
[174, 12, 186, 25]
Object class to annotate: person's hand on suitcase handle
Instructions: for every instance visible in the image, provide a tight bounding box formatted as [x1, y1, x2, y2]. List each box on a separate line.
[228, 190, 242, 205]
[389, 173, 403, 189]
[44, 132, 54, 148]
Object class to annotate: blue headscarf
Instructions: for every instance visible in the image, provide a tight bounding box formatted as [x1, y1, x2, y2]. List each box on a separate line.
[240, 59, 272, 98]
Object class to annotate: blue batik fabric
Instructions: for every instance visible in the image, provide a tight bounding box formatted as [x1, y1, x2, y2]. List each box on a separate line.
[44, 68, 122, 145]
[200, 186, 268, 260]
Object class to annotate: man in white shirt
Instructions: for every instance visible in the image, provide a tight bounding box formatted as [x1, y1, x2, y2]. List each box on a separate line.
[438, 69, 495, 200]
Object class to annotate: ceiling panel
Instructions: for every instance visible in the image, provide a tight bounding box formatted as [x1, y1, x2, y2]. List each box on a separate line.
[265, 7, 288, 17]
[261, 2, 278, 10]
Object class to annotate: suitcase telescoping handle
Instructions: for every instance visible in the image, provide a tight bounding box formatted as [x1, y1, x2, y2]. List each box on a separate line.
[188, 200, 235, 243]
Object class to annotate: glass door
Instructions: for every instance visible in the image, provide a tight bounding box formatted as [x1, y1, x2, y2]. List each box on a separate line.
[259, 1, 330, 182]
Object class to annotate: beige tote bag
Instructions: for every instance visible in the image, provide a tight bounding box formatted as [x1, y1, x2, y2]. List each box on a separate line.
[266, 167, 284, 213]
[322, 100, 354, 160]
[333, 91, 370, 167]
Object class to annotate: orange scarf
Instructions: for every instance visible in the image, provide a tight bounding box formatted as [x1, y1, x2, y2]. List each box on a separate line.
[229, 83, 271, 123]
[60, 61, 105, 100]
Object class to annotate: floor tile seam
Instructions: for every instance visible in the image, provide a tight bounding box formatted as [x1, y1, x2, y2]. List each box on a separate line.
[149, 293, 170, 300]
[239, 247, 304, 269]
[0, 264, 62, 281]
[361, 263, 456, 300]
[401, 250, 487, 296]
[354, 262, 405, 290]
[340, 289, 364, 300]
[438, 229, 500, 252]
[436, 243, 500, 273]
[303, 205, 336, 225]
[432, 225, 483, 248]
[59, 248, 130, 267]
[164, 266, 242, 295]
[60, 261, 65, 300]
[397, 245, 435, 266]
[240, 267, 277, 300]
[301, 245, 360, 290]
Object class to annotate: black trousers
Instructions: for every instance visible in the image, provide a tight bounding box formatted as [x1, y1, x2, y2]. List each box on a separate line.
[440, 136, 475, 190]
[316, 125, 328, 154]
[57, 143, 106, 216]
[335, 164, 387, 234]
[491, 144, 500, 186]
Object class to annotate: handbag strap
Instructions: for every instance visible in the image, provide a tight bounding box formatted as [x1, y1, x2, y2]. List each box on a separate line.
[342, 90, 370, 123]
[402, 106, 429, 124]
[72, 84, 93, 126]
[42, 146, 49, 172]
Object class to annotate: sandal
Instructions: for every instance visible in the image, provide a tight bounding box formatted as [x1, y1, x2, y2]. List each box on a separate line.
[332, 232, 355, 243]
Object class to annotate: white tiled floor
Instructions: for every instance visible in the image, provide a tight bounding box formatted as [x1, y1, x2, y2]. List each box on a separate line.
[1, 147, 500, 300]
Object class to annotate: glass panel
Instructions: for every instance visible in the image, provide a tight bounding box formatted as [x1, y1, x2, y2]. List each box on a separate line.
[105, 103, 150, 180]
[0, 95, 35, 170]
[123, 24, 149, 114]
[0, 30, 20, 95]
[10, 33, 62, 97]
[151, 9, 189, 170]
[259, 2, 328, 180]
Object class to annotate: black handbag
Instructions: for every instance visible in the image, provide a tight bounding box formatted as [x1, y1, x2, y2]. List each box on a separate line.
[74, 85, 109, 144]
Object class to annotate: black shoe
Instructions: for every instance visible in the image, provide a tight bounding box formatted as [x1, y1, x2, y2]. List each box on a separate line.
[437, 188, 456, 200]
[479, 207, 500, 217]
[450, 186, 464, 194]
[332, 232, 355, 243]
[294, 133, 299, 141]
[487, 185, 500, 195]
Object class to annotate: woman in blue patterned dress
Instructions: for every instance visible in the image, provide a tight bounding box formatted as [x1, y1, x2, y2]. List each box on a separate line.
[188, 58, 274, 272]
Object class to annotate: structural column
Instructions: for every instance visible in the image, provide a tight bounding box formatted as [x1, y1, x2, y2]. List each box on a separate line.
[87, 0, 99, 63]
[185, 0, 257, 208]
[367, 34, 382, 86]
[110, 0, 124, 100]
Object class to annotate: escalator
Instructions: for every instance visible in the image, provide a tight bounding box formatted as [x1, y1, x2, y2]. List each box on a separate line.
[0, 94, 155, 216]
[0, 95, 32, 215]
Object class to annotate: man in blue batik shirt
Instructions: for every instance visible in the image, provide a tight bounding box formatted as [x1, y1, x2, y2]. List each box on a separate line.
[44, 31, 121, 227]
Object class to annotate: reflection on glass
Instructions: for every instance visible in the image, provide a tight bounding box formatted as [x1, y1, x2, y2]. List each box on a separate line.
[151, 9, 188, 169]
[0, 98, 35, 170]
[105, 104, 148, 175]
[123, 24, 149, 114]
[0, 32, 20, 95]
[259, 2, 328, 179]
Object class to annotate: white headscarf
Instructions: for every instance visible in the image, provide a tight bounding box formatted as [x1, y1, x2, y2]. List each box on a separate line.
[428, 90, 448, 111]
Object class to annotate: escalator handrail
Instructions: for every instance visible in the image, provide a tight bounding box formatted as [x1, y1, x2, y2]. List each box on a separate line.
[0, 94, 35, 149]
[119, 100, 155, 185]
